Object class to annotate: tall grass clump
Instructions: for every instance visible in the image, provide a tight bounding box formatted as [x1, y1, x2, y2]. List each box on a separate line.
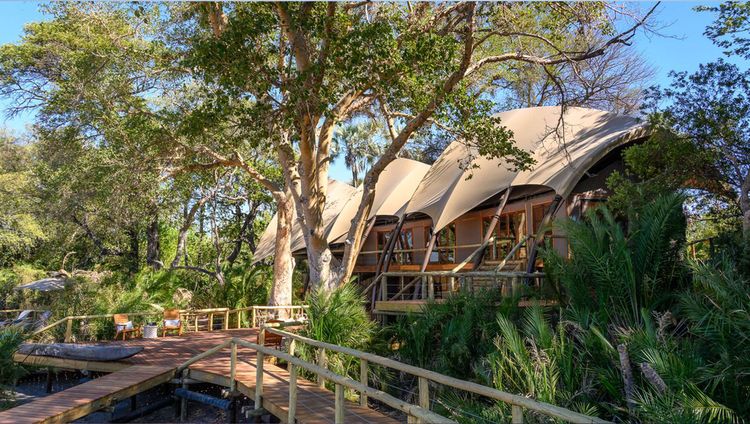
[0, 327, 25, 408]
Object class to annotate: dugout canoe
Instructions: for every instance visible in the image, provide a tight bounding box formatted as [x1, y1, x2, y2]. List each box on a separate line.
[17, 343, 144, 361]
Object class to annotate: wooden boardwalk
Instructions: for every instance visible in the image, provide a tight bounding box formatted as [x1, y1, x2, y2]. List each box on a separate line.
[9, 329, 400, 423]
[0, 365, 173, 424]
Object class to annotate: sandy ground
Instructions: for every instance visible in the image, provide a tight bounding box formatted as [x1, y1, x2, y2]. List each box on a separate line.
[9, 369, 265, 423]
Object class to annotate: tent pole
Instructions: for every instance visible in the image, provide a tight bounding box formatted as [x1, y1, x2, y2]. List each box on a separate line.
[472, 187, 512, 270]
[525, 194, 564, 278]
[382, 216, 406, 273]
[371, 216, 405, 308]
[413, 231, 438, 299]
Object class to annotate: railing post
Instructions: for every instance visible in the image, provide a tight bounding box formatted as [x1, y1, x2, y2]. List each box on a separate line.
[380, 275, 387, 301]
[288, 364, 297, 424]
[421, 276, 426, 300]
[334, 383, 345, 424]
[229, 341, 237, 392]
[512, 405, 523, 423]
[427, 276, 434, 300]
[288, 339, 296, 357]
[360, 359, 368, 407]
[208, 312, 214, 332]
[194, 314, 198, 332]
[223, 310, 229, 330]
[252, 306, 257, 328]
[317, 348, 327, 388]
[237, 310, 243, 329]
[418, 377, 429, 423]
[255, 345, 264, 411]
[65, 317, 73, 343]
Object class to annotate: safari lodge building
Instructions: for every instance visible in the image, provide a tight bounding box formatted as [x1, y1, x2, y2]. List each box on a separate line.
[255, 106, 650, 314]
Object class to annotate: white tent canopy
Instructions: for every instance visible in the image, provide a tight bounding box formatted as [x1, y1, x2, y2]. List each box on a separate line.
[253, 158, 430, 262]
[404, 106, 649, 230]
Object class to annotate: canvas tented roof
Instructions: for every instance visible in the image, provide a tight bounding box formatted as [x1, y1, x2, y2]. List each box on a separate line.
[253, 158, 430, 262]
[405, 106, 649, 230]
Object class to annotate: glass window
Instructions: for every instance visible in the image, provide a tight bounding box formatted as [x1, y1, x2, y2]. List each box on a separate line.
[425, 224, 456, 264]
[482, 211, 526, 260]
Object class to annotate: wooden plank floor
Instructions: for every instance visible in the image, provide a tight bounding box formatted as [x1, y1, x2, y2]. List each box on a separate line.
[0, 365, 173, 424]
[11, 329, 401, 424]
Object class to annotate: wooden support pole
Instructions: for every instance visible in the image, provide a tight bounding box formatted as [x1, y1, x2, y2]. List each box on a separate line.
[194, 315, 198, 332]
[382, 216, 406, 273]
[288, 364, 297, 424]
[334, 383, 345, 424]
[65, 318, 73, 343]
[512, 405, 523, 423]
[473, 187, 511, 269]
[223, 310, 229, 330]
[46, 367, 53, 393]
[180, 369, 189, 422]
[418, 377, 429, 423]
[252, 307, 257, 328]
[255, 347, 264, 410]
[230, 342, 237, 392]
[360, 359, 368, 407]
[317, 348, 327, 388]
[209, 313, 214, 332]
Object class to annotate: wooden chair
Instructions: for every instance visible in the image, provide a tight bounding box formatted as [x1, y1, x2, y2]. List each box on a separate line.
[162, 308, 183, 337]
[114, 314, 140, 340]
[258, 319, 284, 349]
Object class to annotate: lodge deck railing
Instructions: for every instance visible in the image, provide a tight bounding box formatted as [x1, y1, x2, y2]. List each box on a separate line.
[30, 305, 308, 343]
[175, 322, 608, 423]
[374, 270, 546, 302]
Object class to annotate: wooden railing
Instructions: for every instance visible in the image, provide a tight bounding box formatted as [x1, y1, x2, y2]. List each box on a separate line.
[175, 324, 607, 424]
[377, 270, 546, 302]
[30, 305, 308, 343]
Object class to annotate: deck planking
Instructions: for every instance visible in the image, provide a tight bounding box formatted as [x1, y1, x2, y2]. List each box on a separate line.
[10, 329, 401, 423]
[0, 365, 173, 424]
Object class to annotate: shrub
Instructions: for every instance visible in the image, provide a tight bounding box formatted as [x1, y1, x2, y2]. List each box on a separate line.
[0, 327, 26, 408]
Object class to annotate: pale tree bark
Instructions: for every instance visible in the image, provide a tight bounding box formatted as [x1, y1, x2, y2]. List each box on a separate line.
[268, 188, 295, 313]
[171, 191, 213, 268]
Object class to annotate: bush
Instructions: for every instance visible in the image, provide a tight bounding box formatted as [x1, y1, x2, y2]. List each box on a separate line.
[0, 327, 26, 408]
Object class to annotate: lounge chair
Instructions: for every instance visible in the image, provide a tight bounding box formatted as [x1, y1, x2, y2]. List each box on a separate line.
[114, 314, 140, 340]
[162, 308, 183, 337]
[0, 310, 33, 328]
[258, 319, 284, 349]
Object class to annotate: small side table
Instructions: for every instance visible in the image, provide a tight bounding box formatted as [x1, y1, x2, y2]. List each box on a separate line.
[143, 324, 158, 339]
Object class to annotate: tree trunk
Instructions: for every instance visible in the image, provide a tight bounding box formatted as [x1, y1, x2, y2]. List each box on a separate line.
[269, 191, 296, 313]
[172, 194, 212, 268]
[146, 215, 162, 270]
[127, 227, 140, 273]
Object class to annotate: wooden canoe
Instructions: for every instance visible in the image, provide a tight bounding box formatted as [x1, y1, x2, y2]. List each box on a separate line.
[17, 343, 144, 361]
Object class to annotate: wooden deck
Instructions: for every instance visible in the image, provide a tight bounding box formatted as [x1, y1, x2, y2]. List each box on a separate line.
[9, 329, 400, 423]
[0, 365, 173, 424]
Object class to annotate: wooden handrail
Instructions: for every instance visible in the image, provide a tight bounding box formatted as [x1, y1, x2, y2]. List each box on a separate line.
[266, 327, 607, 423]
[382, 270, 544, 278]
[28, 305, 309, 341]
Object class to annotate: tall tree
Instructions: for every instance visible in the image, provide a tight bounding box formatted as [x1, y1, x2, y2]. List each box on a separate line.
[184, 2, 657, 290]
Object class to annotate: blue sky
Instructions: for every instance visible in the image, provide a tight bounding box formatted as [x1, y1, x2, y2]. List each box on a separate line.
[0, 2, 747, 181]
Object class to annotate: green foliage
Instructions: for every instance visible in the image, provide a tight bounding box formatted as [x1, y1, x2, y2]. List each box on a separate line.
[0, 327, 25, 407]
[392, 291, 516, 378]
[297, 283, 377, 394]
[680, 258, 750, 417]
[543, 193, 688, 326]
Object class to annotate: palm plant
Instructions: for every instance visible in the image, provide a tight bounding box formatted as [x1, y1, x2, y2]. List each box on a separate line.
[0, 327, 25, 407]
[297, 283, 378, 397]
[331, 122, 382, 186]
[679, 258, 750, 418]
[543, 193, 688, 326]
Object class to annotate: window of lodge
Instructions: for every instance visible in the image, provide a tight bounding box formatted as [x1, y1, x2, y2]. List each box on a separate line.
[481, 211, 526, 260]
[425, 224, 456, 264]
[376, 228, 414, 264]
[532, 202, 553, 236]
